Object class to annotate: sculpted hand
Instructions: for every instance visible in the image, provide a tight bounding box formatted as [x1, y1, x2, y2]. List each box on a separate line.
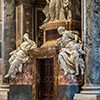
[46, 0, 50, 4]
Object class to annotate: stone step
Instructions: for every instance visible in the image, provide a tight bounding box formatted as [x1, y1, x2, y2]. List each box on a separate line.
[0, 91, 8, 100]
[74, 94, 100, 100]
[0, 84, 9, 100]
[0, 84, 9, 88]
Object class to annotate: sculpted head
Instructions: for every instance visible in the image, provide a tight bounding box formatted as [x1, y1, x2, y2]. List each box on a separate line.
[23, 33, 29, 41]
[57, 26, 66, 35]
[73, 31, 79, 36]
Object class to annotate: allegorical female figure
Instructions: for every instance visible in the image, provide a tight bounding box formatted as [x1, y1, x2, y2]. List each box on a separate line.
[5, 33, 37, 78]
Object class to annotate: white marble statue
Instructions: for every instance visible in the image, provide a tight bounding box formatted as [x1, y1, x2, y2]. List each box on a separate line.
[62, 0, 72, 20]
[57, 26, 85, 76]
[57, 26, 79, 47]
[67, 42, 86, 75]
[5, 33, 37, 78]
[43, 0, 62, 23]
[43, 0, 72, 23]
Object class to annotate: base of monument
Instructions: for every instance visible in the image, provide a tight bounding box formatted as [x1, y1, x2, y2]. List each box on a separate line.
[0, 84, 9, 100]
[40, 20, 81, 31]
[81, 85, 100, 94]
[74, 86, 100, 100]
[74, 93, 100, 100]
[59, 85, 82, 100]
[8, 85, 32, 100]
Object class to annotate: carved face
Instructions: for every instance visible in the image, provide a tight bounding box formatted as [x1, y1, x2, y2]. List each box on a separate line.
[57, 26, 66, 35]
[23, 33, 29, 41]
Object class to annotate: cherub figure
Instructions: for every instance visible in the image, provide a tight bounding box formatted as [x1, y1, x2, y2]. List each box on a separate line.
[5, 33, 37, 78]
[67, 42, 86, 75]
[62, 0, 72, 20]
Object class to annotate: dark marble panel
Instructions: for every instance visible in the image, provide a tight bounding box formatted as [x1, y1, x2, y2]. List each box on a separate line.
[58, 85, 68, 100]
[58, 85, 82, 100]
[8, 85, 32, 100]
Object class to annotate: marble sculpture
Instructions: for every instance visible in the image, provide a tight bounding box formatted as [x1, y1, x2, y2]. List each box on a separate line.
[5, 33, 37, 78]
[43, 0, 72, 23]
[57, 26, 86, 76]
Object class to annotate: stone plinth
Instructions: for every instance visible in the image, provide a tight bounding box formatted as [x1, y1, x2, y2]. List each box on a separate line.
[40, 20, 81, 31]
[81, 86, 100, 94]
[0, 84, 9, 100]
[74, 94, 100, 100]
[0, 90, 8, 100]
[74, 86, 100, 100]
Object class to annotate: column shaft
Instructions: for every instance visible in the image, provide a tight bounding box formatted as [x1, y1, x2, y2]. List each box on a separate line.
[85, 0, 100, 85]
[2, 0, 16, 83]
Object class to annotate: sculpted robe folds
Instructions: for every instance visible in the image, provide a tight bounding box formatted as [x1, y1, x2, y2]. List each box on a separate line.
[5, 33, 37, 78]
[43, 0, 72, 22]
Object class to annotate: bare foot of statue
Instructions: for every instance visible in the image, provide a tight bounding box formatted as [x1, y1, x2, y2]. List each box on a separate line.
[4, 74, 9, 78]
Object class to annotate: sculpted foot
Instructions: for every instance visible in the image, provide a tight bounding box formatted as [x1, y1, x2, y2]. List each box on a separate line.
[64, 71, 67, 76]
[4, 74, 9, 78]
[75, 72, 79, 76]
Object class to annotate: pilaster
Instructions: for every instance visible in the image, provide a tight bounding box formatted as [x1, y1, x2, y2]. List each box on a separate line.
[74, 0, 100, 99]
[2, 0, 16, 83]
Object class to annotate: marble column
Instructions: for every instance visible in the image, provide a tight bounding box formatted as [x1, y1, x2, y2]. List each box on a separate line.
[83, 0, 100, 90]
[74, 0, 100, 99]
[2, 0, 16, 83]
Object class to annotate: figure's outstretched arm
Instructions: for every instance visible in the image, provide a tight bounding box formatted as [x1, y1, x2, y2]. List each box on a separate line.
[9, 47, 20, 55]
[9, 50, 17, 55]
[46, 0, 49, 3]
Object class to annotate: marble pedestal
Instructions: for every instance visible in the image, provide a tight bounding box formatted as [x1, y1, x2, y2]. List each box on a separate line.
[74, 86, 100, 100]
[74, 94, 100, 100]
[0, 84, 9, 100]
